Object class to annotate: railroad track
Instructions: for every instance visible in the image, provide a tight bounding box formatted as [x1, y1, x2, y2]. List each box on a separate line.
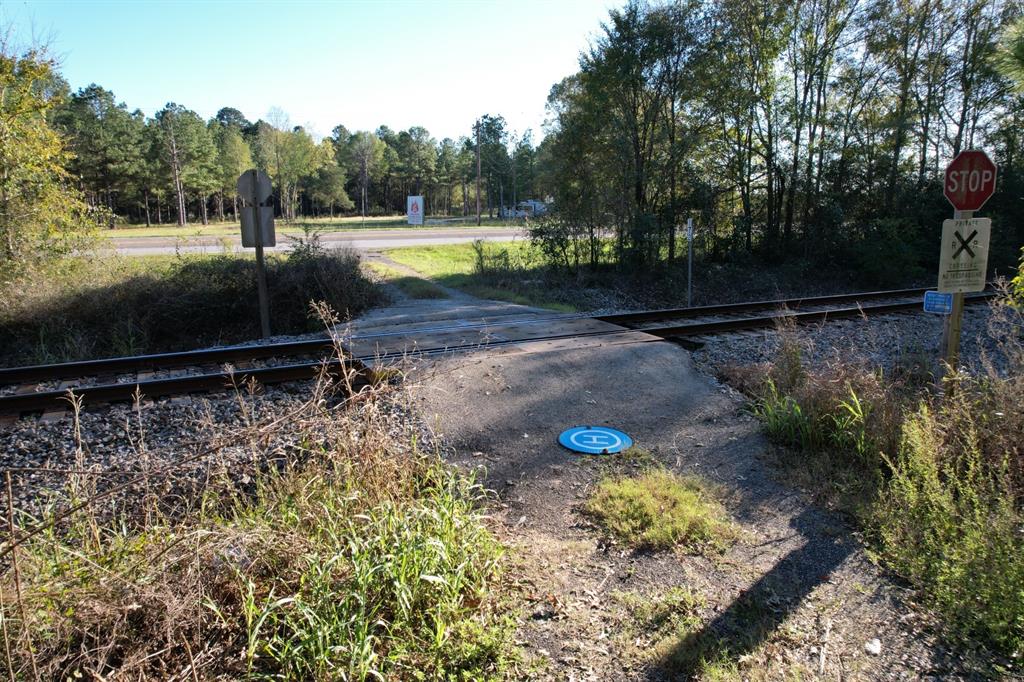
[0, 287, 996, 417]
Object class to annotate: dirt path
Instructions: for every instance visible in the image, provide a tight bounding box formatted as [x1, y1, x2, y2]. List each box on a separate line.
[361, 251, 474, 303]
[411, 340, 977, 680]
[352, 251, 563, 340]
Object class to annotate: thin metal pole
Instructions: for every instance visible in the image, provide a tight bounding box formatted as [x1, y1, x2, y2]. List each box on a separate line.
[687, 217, 694, 308]
[940, 208, 972, 374]
[252, 169, 271, 338]
[475, 120, 482, 227]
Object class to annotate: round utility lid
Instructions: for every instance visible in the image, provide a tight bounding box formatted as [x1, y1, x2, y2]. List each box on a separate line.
[558, 426, 633, 455]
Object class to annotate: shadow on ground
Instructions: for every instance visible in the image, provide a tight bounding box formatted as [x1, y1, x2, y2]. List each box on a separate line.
[652, 507, 854, 676]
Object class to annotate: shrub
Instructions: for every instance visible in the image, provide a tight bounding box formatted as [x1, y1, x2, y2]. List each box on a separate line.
[846, 219, 927, 287]
[743, 312, 1024, 658]
[0, 244, 384, 365]
[872, 396, 1024, 657]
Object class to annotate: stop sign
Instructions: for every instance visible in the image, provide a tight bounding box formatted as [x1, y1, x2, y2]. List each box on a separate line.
[944, 150, 997, 211]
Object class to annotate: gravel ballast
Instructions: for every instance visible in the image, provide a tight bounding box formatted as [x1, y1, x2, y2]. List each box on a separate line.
[691, 301, 1022, 379]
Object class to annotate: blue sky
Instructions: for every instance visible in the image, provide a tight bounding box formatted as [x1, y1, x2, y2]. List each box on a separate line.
[5, 0, 615, 142]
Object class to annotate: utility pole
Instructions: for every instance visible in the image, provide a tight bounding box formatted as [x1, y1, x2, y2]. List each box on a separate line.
[511, 131, 517, 222]
[475, 119, 482, 226]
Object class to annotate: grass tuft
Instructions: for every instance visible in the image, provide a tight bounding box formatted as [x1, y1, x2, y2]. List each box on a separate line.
[583, 469, 735, 553]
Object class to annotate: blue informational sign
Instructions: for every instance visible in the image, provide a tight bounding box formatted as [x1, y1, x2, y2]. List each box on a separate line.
[924, 290, 953, 315]
[559, 426, 633, 455]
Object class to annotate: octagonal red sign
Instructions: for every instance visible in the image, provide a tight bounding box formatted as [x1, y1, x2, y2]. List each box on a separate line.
[944, 150, 997, 211]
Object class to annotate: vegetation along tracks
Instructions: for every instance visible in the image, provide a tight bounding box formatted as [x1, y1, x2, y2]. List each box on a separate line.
[0, 287, 995, 416]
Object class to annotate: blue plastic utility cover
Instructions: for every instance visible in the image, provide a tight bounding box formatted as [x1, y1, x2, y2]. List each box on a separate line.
[559, 426, 633, 455]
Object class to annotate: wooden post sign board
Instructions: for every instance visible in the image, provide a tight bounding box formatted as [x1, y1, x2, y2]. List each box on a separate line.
[238, 170, 276, 247]
[407, 196, 424, 226]
[937, 218, 990, 293]
[236, 169, 274, 338]
[937, 149, 997, 372]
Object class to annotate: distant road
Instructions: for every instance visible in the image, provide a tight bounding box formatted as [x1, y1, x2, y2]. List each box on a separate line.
[106, 227, 528, 256]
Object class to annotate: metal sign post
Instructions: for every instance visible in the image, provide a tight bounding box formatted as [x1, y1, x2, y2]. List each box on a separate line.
[938, 150, 996, 372]
[237, 169, 275, 338]
[687, 217, 694, 308]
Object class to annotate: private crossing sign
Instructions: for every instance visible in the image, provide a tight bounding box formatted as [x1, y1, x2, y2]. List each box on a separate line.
[236, 169, 274, 337]
[937, 218, 990, 293]
[937, 150, 997, 373]
[238, 169, 276, 248]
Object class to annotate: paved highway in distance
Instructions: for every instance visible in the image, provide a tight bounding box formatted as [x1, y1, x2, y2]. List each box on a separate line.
[104, 227, 528, 256]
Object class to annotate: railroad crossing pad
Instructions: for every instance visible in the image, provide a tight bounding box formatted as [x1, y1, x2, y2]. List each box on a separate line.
[345, 302, 660, 362]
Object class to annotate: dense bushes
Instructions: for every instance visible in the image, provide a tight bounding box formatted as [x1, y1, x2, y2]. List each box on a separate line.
[0, 244, 384, 365]
[743, 309, 1024, 659]
[873, 386, 1024, 657]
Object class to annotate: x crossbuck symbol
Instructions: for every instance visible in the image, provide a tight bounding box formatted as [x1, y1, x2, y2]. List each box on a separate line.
[953, 230, 977, 259]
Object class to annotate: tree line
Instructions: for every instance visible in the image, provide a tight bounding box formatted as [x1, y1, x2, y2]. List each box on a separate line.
[537, 0, 1024, 281]
[51, 89, 543, 227]
[4, 0, 1024, 280]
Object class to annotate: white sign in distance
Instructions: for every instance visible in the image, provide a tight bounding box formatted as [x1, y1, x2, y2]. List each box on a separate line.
[937, 218, 990, 293]
[237, 169, 273, 204]
[407, 195, 424, 226]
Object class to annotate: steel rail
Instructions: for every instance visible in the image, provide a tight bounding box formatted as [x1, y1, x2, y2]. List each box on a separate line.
[0, 316, 590, 387]
[0, 292, 995, 415]
[596, 286, 937, 326]
[0, 286, 957, 387]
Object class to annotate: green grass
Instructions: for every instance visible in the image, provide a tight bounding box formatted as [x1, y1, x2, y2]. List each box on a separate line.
[583, 469, 735, 553]
[384, 241, 576, 312]
[104, 216, 517, 239]
[366, 261, 450, 299]
[5, 388, 516, 680]
[384, 242, 527, 279]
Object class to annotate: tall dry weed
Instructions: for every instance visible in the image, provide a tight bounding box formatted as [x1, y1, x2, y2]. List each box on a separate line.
[0, 338, 511, 679]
